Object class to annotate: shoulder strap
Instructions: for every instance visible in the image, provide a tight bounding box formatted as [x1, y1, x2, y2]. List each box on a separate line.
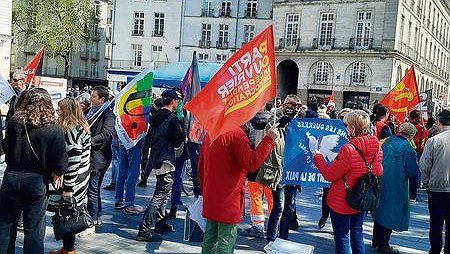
[349, 142, 377, 172]
[24, 123, 40, 163]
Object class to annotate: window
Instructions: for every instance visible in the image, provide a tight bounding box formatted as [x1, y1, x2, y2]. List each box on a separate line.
[90, 62, 97, 77]
[218, 24, 229, 48]
[355, 11, 372, 48]
[202, 1, 214, 17]
[244, 25, 255, 43]
[315, 62, 329, 84]
[351, 62, 367, 85]
[319, 13, 334, 47]
[152, 45, 162, 61]
[220, 1, 231, 17]
[154, 13, 165, 37]
[200, 23, 212, 47]
[246, 0, 257, 18]
[285, 14, 300, 47]
[407, 21, 412, 47]
[198, 53, 209, 63]
[133, 12, 144, 36]
[217, 54, 227, 64]
[132, 44, 142, 67]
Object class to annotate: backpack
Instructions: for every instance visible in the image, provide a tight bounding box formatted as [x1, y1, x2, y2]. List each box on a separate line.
[343, 143, 381, 211]
[255, 128, 285, 190]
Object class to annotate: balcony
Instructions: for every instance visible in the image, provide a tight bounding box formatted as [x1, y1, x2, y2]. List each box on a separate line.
[91, 51, 100, 60]
[201, 8, 215, 17]
[110, 60, 153, 70]
[219, 9, 231, 17]
[80, 50, 89, 59]
[349, 38, 374, 50]
[152, 30, 164, 37]
[277, 38, 300, 50]
[132, 30, 144, 36]
[313, 38, 335, 50]
[199, 39, 211, 49]
[244, 10, 257, 18]
[216, 40, 229, 49]
[79, 70, 89, 77]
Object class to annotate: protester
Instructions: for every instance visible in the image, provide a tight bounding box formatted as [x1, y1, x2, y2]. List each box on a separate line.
[6, 72, 27, 123]
[76, 92, 91, 115]
[0, 88, 68, 253]
[371, 122, 419, 254]
[81, 85, 114, 237]
[425, 117, 439, 139]
[420, 109, 450, 254]
[103, 126, 119, 191]
[327, 103, 338, 119]
[313, 110, 383, 254]
[373, 105, 392, 140]
[408, 109, 428, 201]
[136, 89, 185, 242]
[167, 142, 188, 218]
[318, 104, 331, 119]
[199, 118, 278, 253]
[48, 97, 91, 254]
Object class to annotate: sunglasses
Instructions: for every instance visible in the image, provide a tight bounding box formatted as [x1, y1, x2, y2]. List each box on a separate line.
[13, 78, 23, 82]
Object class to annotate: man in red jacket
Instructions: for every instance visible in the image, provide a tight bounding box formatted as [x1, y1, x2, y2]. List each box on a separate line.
[198, 124, 278, 254]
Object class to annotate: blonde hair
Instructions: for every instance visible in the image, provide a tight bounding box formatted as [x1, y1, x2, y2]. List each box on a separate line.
[58, 97, 90, 133]
[344, 110, 371, 136]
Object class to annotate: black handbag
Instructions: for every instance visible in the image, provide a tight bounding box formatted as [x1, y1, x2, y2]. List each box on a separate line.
[343, 143, 381, 211]
[52, 199, 94, 240]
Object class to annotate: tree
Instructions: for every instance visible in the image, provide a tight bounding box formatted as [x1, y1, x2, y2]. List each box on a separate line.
[13, 0, 94, 78]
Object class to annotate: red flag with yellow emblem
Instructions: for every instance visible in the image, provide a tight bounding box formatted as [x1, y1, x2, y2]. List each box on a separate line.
[380, 66, 420, 122]
[184, 25, 276, 141]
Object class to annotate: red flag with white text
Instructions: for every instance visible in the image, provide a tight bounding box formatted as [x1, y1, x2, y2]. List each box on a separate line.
[24, 47, 44, 85]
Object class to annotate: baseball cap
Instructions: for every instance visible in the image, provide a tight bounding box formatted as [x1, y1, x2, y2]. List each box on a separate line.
[161, 89, 182, 101]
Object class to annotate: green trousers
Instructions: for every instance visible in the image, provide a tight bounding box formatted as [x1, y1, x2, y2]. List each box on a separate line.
[201, 220, 238, 254]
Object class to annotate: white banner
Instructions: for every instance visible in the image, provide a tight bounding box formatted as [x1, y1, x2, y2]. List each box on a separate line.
[35, 76, 67, 108]
[0, 75, 17, 105]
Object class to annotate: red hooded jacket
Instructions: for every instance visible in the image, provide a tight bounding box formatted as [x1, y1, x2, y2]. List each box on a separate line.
[314, 135, 383, 215]
[198, 127, 275, 224]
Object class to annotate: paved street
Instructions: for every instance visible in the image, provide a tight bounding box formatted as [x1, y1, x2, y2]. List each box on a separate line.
[0, 161, 432, 254]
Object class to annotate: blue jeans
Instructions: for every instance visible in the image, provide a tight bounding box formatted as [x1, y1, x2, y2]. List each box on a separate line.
[187, 142, 201, 196]
[110, 139, 120, 185]
[115, 141, 143, 207]
[330, 211, 366, 254]
[279, 185, 297, 239]
[87, 169, 107, 220]
[428, 191, 450, 254]
[170, 157, 185, 207]
[266, 185, 285, 243]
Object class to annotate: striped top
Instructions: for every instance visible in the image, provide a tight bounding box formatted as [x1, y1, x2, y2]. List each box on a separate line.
[48, 126, 91, 211]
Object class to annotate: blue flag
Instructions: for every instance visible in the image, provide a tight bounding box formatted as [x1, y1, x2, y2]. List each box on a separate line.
[281, 118, 348, 187]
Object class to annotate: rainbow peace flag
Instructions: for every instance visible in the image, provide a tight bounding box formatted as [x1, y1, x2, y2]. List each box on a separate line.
[114, 63, 154, 149]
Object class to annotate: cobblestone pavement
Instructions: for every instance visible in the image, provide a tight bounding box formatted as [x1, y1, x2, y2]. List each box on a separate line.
[0, 162, 431, 254]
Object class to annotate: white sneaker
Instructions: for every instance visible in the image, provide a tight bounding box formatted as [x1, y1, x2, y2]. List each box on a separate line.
[77, 226, 95, 238]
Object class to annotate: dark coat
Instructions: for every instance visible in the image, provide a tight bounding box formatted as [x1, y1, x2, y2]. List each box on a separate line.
[89, 107, 115, 172]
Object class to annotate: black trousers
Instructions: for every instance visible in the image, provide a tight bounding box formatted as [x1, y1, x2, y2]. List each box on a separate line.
[0, 171, 48, 254]
[62, 234, 76, 251]
[372, 220, 392, 248]
[321, 187, 330, 219]
[139, 171, 174, 233]
[428, 191, 450, 254]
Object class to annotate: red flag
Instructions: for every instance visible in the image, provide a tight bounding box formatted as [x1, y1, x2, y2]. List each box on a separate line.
[380, 66, 420, 122]
[327, 91, 335, 107]
[24, 47, 44, 85]
[184, 25, 276, 141]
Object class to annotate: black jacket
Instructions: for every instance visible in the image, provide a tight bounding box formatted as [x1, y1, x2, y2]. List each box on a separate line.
[89, 107, 115, 171]
[149, 108, 184, 168]
[1, 120, 68, 176]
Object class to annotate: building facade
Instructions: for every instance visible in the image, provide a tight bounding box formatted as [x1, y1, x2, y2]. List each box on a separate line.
[0, 0, 12, 79]
[10, 0, 109, 87]
[273, 0, 450, 113]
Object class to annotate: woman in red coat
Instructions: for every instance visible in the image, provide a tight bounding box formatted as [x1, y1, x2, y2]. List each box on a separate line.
[313, 110, 383, 254]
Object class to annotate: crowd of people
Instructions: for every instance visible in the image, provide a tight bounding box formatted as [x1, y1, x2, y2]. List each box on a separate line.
[0, 73, 449, 254]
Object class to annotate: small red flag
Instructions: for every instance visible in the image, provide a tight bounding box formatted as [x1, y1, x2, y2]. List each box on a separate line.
[327, 91, 335, 107]
[24, 47, 44, 85]
[380, 66, 420, 122]
[184, 25, 277, 141]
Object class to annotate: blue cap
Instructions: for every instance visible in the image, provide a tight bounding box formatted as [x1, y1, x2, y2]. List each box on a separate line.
[162, 89, 182, 101]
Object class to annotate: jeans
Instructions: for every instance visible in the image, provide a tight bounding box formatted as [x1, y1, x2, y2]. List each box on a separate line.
[279, 185, 297, 239]
[87, 169, 107, 220]
[266, 185, 285, 243]
[330, 211, 366, 254]
[109, 139, 120, 185]
[115, 142, 143, 207]
[428, 191, 450, 254]
[372, 220, 392, 249]
[170, 157, 185, 207]
[0, 171, 48, 254]
[187, 142, 201, 196]
[201, 220, 238, 254]
[139, 171, 174, 233]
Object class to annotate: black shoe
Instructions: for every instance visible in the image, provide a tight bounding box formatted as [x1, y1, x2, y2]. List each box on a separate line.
[137, 180, 147, 187]
[167, 206, 177, 219]
[289, 220, 299, 231]
[377, 246, 399, 254]
[103, 183, 116, 191]
[318, 216, 327, 229]
[136, 231, 163, 242]
[115, 202, 125, 209]
[154, 223, 175, 234]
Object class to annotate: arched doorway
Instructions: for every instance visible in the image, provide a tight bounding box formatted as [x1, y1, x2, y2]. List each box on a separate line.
[277, 60, 299, 100]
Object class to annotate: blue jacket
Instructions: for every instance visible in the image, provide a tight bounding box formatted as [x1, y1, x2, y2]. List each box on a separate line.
[372, 135, 419, 231]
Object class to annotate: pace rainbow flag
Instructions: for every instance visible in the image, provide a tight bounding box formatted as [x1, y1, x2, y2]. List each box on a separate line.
[114, 63, 154, 149]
